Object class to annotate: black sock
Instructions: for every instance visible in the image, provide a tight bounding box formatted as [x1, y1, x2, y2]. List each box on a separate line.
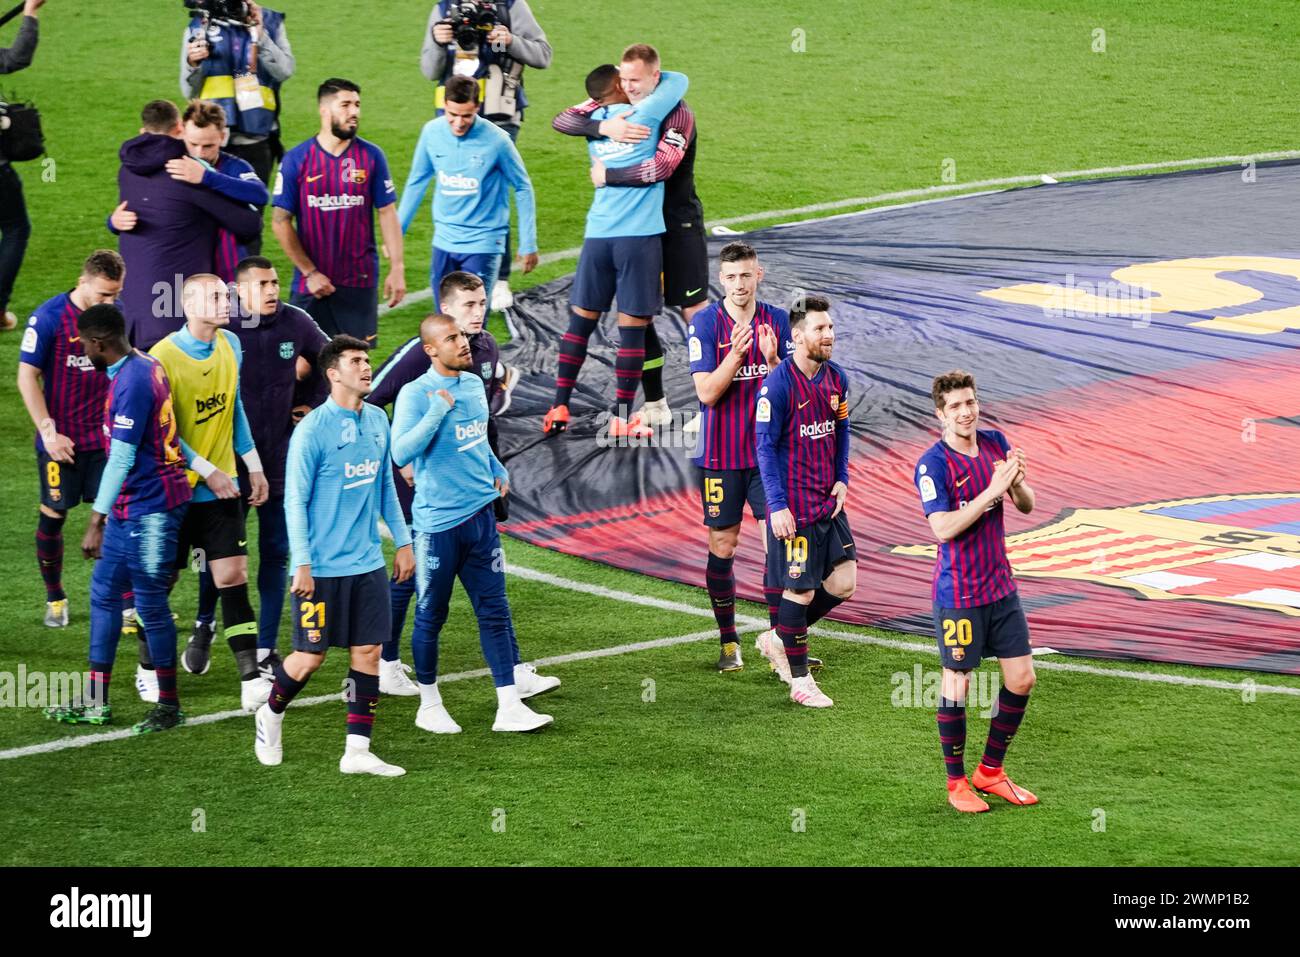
[268, 660, 308, 714]
[610, 324, 647, 420]
[346, 669, 379, 741]
[805, 587, 844, 627]
[705, 552, 737, 646]
[555, 308, 599, 407]
[88, 661, 112, 708]
[642, 322, 665, 402]
[220, 583, 260, 680]
[777, 598, 810, 678]
[36, 511, 66, 602]
[938, 696, 967, 781]
[763, 586, 782, 629]
[981, 688, 1030, 770]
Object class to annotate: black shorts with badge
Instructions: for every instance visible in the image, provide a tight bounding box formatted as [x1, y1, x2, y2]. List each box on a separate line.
[932, 592, 1032, 670]
[175, 497, 248, 570]
[37, 448, 106, 511]
[699, 467, 766, 527]
[662, 220, 709, 308]
[765, 511, 857, 590]
[291, 567, 391, 652]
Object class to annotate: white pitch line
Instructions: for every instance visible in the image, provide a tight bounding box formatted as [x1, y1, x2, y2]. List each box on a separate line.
[0, 621, 763, 762]
[379, 148, 1300, 316]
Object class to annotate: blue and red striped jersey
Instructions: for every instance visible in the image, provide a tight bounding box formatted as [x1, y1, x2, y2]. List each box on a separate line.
[104, 351, 192, 519]
[688, 300, 791, 470]
[755, 358, 852, 526]
[272, 136, 397, 293]
[915, 428, 1017, 608]
[18, 292, 110, 455]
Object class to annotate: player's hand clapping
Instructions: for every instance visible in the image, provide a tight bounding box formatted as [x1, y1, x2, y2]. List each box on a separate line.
[165, 155, 207, 185]
[1011, 447, 1027, 486]
[758, 324, 779, 367]
[291, 565, 314, 598]
[769, 507, 797, 541]
[392, 544, 414, 583]
[247, 470, 269, 507]
[989, 457, 1020, 497]
[110, 202, 137, 232]
[728, 320, 754, 361]
[206, 470, 240, 499]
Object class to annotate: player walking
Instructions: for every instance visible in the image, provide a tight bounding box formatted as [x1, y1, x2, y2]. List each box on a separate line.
[44, 304, 192, 733]
[915, 370, 1039, 813]
[255, 335, 415, 775]
[755, 295, 856, 707]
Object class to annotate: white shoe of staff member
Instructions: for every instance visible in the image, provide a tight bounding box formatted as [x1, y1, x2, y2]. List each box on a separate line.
[379, 658, 420, 696]
[513, 662, 560, 699]
[492, 685, 553, 732]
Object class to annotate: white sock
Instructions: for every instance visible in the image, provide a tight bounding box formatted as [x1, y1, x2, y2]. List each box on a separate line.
[418, 682, 443, 708]
[495, 684, 521, 709]
[345, 733, 371, 753]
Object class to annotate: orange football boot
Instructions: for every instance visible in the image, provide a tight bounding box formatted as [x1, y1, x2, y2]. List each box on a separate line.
[542, 404, 570, 435]
[972, 765, 1039, 806]
[946, 777, 990, 813]
[608, 413, 653, 439]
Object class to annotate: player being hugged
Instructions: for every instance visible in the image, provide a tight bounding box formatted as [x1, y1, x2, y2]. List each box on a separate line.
[916, 370, 1038, 813]
[257, 336, 415, 775]
[754, 294, 855, 708]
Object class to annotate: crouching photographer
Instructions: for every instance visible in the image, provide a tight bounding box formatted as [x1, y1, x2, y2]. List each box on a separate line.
[0, 0, 46, 331]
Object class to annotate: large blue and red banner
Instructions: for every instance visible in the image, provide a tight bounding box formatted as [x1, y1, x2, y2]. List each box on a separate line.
[496, 162, 1300, 674]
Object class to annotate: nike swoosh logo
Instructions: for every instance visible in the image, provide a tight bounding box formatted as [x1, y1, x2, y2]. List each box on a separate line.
[306, 174, 324, 183]
[718, 341, 732, 348]
[337, 443, 349, 449]
[237, 540, 247, 547]
[685, 287, 702, 297]
[130, 530, 143, 538]
[202, 369, 213, 376]
[69, 336, 80, 343]
[956, 475, 970, 488]
[797, 400, 810, 410]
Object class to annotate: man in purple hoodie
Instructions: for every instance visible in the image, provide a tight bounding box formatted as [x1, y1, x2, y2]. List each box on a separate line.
[114, 100, 263, 350]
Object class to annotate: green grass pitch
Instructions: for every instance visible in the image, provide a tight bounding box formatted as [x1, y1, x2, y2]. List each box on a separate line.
[1, 0, 1298, 866]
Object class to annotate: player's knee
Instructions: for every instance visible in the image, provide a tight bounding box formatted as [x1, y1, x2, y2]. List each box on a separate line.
[39, 504, 65, 520]
[352, 645, 381, 668]
[709, 528, 740, 558]
[292, 651, 324, 676]
[1007, 667, 1036, 695]
[826, 568, 857, 600]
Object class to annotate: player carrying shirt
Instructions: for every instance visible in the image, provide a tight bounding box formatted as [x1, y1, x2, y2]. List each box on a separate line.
[915, 370, 1039, 813]
[755, 294, 856, 708]
[43, 304, 192, 733]
[256, 336, 415, 775]
[542, 44, 688, 439]
[190, 257, 329, 684]
[17, 250, 124, 628]
[553, 61, 706, 428]
[150, 274, 271, 712]
[392, 314, 558, 735]
[272, 77, 406, 346]
[687, 242, 792, 672]
[397, 75, 539, 306]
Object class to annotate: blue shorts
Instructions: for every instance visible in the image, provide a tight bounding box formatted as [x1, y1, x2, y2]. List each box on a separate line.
[698, 467, 766, 527]
[571, 235, 663, 317]
[432, 248, 503, 310]
[932, 592, 1032, 670]
[290, 285, 379, 346]
[765, 511, 856, 591]
[291, 566, 391, 652]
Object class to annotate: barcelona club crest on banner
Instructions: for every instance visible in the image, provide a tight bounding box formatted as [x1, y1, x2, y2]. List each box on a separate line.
[892, 493, 1300, 617]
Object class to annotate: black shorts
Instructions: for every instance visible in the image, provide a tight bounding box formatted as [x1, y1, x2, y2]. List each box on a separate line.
[291, 285, 379, 347]
[37, 448, 106, 511]
[176, 497, 248, 570]
[662, 222, 708, 308]
[291, 567, 391, 652]
[932, 592, 1032, 670]
[765, 511, 857, 590]
[698, 467, 766, 527]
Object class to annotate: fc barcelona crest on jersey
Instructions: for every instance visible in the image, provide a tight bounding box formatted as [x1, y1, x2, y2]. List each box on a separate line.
[279, 341, 295, 360]
[893, 492, 1300, 617]
[347, 167, 368, 185]
[481, 361, 493, 382]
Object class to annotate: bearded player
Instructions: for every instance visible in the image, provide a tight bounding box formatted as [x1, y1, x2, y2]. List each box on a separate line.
[915, 370, 1038, 813]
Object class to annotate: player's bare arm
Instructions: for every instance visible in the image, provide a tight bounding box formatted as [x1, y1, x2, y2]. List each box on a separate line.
[377, 205, 406, 308]
[17, 364, 75, 463]
[272, 208, 333, 298]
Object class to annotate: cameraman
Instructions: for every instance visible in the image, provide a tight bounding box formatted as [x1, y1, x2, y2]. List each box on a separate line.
[0, 0, 44, 332]
[180, 0, 293, 193]
[420, 0, 549, 311]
